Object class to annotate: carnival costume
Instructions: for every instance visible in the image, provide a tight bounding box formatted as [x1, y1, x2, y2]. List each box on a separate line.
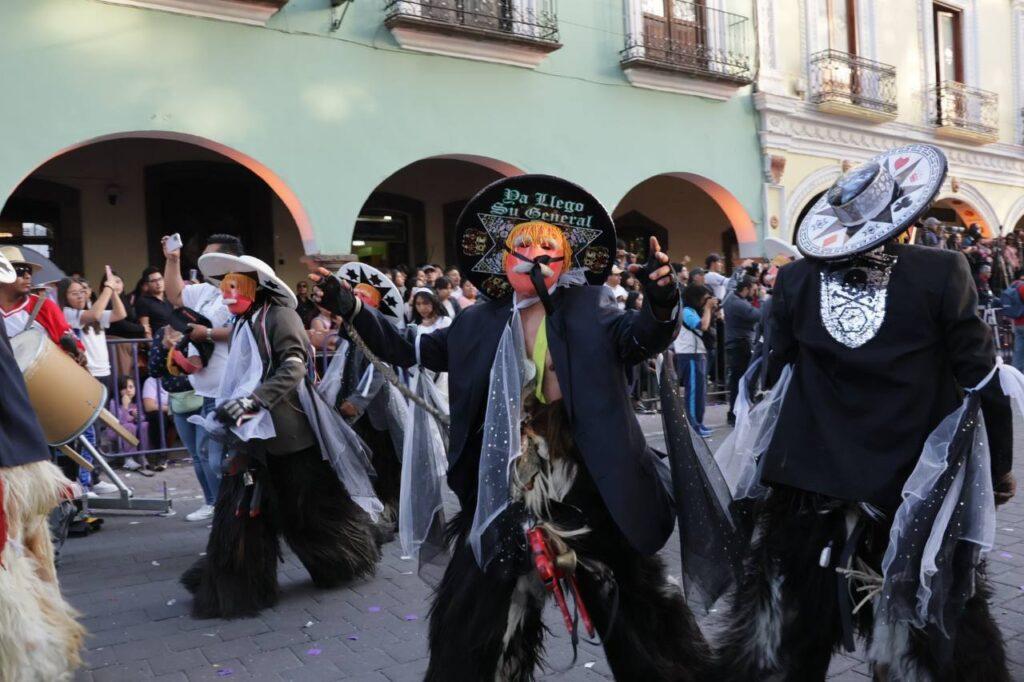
[320, 175, 714, 681]
[319, 262, 408, 523]
[0, 249, 85, 681]
[181, 254, 384, 619]
[716, 144, 1015, 680]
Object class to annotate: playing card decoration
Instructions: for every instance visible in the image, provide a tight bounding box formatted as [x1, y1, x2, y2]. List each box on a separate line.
[797, 145, 947, 261]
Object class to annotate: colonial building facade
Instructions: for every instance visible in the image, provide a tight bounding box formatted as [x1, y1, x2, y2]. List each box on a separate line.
[756, 0, 1024, 244]
[0, 0, 764, 287]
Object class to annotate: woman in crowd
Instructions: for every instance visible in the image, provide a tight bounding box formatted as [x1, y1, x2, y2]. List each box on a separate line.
[58, 270, 127, 494]
[459, 279, 478, 307]
[410, 288, 451, 402]
[58, 269, 126, 398]
[308, 285, 338, 351]
[673, 283, 717, 437]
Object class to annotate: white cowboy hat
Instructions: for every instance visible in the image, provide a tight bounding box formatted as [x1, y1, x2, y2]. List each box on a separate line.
[0, 250, 14, 284]
[337, 262, 405, 329]
[198, 253, 298, 309]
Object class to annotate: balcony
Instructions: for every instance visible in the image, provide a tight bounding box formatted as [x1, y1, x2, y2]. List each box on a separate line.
[383, 0, 561, 69]
[808, 50, 897, 123]
[99, 0, 289, 26]
[620, 2, 753, 101]
[927, 81, 999, 144]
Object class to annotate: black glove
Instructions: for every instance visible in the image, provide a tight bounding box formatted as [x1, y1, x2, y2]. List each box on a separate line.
[316, 274, 356, 319]
[216, 396, 262, 425]
[636, 252, 679, 311]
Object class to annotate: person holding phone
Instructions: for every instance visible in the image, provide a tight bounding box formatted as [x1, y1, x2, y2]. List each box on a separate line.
[162, 233, 242, 522]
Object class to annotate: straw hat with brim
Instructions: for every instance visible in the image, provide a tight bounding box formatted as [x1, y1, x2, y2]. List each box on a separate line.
[796, 144, 947, 260]
[198, 253, 297, 309]
[0, 246, 42, 275]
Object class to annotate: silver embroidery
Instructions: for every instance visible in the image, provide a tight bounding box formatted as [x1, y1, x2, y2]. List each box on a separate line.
[819, 256, 897, 348]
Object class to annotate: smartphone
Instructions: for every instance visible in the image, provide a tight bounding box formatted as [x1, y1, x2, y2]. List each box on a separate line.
[189, 268, 198, 282]
[165, 233, 183, 253]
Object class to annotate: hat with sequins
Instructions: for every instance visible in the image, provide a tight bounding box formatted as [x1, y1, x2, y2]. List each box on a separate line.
[796, 144, 947, 260]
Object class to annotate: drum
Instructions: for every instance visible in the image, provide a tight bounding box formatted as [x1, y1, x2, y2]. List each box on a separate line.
[11, 328, 107, 446]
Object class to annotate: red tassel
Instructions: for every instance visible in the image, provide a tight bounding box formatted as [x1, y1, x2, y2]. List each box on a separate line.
[0, 477, 8, 569]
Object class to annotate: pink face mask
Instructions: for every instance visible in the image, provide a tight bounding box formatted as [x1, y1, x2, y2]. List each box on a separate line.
[220, 274, 256, 316]
[503, 222, 568, 298]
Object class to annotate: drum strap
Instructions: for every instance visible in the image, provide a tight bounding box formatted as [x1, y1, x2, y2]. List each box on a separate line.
[24, 294, 46, 330]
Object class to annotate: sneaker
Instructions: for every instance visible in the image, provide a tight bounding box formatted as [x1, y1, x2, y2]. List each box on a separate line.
[149, 462, 168, 472]
[91, 481, 119, 495]
[697, 426, 713, 438]
[83, 490, 98, 499]
[122, 459, 141, 471]
[185, 505, 215, 522]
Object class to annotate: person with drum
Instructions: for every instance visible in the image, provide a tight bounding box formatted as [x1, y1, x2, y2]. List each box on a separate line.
[0, 246, 82, 354]
[0, 248, 85, 680]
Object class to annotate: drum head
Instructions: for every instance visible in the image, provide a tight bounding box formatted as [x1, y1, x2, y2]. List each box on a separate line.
[11, 327, 47, 372]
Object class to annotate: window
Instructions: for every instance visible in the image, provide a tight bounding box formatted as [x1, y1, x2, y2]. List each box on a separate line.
[933, 3, 964, 83]
[815, 0, 857, 54]
[642, 0, 707, 66]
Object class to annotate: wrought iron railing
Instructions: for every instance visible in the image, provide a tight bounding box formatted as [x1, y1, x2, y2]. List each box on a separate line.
[927, 81, 998, 137]
[383, 0, 559, 43]
[808, 49, 896, 116]
[621, 2, 753, 83]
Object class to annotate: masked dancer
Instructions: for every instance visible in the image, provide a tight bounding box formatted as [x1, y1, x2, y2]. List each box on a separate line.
[181, 253, 383, 619]
[717, 144, 1015, 681]
[319, 262, 408, 524]
[317, 175, 713, 680]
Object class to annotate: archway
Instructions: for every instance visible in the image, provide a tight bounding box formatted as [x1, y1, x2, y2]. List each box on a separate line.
[355, 155, 525, 269]
[921, 196, 996, 238]
[612, 173, 756, 270]
[1, 133, 313, 289]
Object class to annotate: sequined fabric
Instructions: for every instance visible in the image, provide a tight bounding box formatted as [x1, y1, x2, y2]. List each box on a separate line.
[819, 253, 897, 348]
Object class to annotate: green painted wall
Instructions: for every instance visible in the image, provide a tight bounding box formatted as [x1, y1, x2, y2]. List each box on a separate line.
[0, 0, 763, 255]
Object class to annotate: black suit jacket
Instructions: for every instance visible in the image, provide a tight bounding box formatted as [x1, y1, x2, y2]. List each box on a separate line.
[0, 322, 51, 468]
[765, 244, 1012, 510]
[351, 285, 680, 556]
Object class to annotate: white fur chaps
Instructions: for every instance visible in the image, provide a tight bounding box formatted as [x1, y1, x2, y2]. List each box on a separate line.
[0, 460, 85, 682]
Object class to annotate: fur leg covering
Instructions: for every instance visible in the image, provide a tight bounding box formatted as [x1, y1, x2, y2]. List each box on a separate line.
[268, 447, 380, 588]
[565, 471, 714, 682]
[0, 460, 85, 681]
[181, 466, 281, 619]
[716, 488, 847, 681]
[425, 512, 545, 682]
[868, 569, 1009, 682]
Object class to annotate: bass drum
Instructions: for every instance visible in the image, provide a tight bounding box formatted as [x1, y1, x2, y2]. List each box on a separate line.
[11, 328, 107, 446]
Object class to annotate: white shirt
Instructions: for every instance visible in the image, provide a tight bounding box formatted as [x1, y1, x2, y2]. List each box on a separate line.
[182, 283, 232, 398]
[64, 307, 113, 377]
[142, 376, 169, 409]
[604, 283, 628, 310]
[705, 271, 729, 300]
[416, 315, 451, 337]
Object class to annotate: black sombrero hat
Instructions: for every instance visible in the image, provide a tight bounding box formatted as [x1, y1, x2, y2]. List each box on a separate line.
[455, 174, 618, 301]
[796, 144, 948, 260]
[337, 262, 405, 328]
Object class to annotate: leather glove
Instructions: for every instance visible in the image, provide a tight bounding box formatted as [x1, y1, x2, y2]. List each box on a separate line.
[317, 273, 357, 319]
[633, 243, 678, 312]
[216, 396, 262, 425]
[995, 472, 1016, 507]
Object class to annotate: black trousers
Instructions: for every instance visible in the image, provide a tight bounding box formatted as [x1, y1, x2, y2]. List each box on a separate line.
[424, 466, 714, 682]
[181, 445, 382, 619]
[725, 340, 752, 418]
[717, 487, 1009, 681]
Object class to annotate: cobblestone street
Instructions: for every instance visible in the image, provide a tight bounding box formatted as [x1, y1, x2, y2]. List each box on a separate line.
[64, 405, 1024, 681]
